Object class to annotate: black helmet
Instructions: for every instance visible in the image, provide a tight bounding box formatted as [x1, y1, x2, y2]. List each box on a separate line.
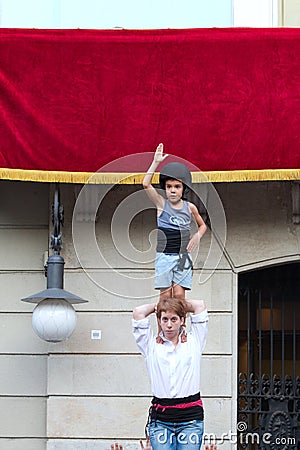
[159, 162, 192, 196]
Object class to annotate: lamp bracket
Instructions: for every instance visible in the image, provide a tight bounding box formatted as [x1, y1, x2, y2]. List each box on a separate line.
[50, 184, 64, 253]
[292, 181, 300, 225]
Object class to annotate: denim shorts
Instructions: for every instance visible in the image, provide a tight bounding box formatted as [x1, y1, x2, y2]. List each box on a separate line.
[155, 253, 192, 290]
[148, 419, 204, 450]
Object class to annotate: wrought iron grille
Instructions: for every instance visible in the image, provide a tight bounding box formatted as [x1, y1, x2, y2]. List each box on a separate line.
[238, 263, 300, 449]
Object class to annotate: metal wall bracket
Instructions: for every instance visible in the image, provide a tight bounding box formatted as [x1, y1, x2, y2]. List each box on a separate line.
[292, 181, 300, 225]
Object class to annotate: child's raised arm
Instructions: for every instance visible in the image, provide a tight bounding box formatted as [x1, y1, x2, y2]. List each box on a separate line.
[143, 143, 168, 208]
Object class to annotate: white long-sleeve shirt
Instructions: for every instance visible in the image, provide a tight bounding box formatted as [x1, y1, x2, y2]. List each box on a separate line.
[132, 310, 208, 399]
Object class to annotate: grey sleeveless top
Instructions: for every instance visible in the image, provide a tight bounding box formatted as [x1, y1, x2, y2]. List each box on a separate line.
[157, 200, 191, 231]
[156, 200, 191, 253]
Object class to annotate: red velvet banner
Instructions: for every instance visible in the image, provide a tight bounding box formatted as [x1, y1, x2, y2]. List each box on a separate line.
[0, 27, 299, 183]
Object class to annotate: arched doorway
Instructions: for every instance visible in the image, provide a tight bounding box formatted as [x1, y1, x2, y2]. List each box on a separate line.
[238, 262, 300, 449]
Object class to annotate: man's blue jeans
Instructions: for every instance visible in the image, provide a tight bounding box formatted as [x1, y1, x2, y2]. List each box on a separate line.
[148, 419, 204, 450]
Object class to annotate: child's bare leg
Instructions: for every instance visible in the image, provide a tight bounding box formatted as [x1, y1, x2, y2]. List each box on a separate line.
[172, 284, 185, 299]
[173, 284, 187, 342]
[160, 287, 172, 300]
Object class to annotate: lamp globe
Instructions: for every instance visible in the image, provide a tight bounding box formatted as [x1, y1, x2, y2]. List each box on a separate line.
[32, 299, 77, 343]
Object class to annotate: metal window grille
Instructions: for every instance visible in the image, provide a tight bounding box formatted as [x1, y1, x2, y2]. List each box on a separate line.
[238, 263, 300, 449]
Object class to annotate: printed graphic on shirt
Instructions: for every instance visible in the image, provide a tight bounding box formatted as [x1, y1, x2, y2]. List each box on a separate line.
[169, 215, 189, 227]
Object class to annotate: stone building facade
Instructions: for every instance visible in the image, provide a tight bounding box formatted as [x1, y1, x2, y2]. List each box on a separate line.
[1, 179, 299, 449]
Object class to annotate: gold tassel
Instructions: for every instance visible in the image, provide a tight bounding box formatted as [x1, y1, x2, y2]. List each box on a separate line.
[0, 167, 299, 184]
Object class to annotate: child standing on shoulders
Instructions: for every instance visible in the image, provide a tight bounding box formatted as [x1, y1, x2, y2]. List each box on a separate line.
[143, 143, 207, 304]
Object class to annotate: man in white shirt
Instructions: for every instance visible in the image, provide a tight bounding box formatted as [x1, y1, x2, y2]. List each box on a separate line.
[132, 297, 208, 450]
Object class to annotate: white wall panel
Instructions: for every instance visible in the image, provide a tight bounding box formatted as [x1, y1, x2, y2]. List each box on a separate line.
[0, 272, 46, 312]
[47, 396, 150, 439]
[0, 314, 50, 354]
[0, 230, 47, 270]
[190, 271, 233, 312]
[0, 439, 46, 450]
[0, 398, 46, 437]
[0, 355, 47, 395]
[47, 396, 232, 439]
[47, 354, 231, 396]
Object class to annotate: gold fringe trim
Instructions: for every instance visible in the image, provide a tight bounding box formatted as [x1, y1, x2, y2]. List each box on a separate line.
[193, 168, 300, 183]
[0, 167, 299, 184]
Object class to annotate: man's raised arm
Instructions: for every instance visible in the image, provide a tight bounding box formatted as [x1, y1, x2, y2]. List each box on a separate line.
[184, 299, 207, 315]
[133, 303, 156, 320]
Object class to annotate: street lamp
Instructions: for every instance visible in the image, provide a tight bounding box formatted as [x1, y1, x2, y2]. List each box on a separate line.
[21, 184, 88, 342]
